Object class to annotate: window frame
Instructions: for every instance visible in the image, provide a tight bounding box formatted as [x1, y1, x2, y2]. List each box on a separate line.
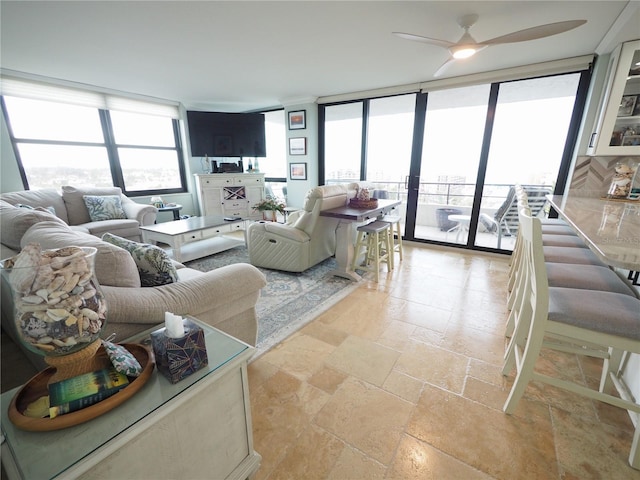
[1, 96, 188, 196]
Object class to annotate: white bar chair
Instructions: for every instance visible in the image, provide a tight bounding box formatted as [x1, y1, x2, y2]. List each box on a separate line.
[502, 208, 640, 470]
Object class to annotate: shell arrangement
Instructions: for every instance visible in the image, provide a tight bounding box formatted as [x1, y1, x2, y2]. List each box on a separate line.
[3, 243, 106, 356]
[356, 186, 371, 201]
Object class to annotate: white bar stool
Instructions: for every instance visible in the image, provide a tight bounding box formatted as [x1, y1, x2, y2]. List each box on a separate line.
[380, 214, 403, 269]
[351, 220, 392, 282]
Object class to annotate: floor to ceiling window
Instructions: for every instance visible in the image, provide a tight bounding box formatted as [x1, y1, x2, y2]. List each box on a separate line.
[324, 102, 363, 183]
[474, 74, 583, 250]
[319, 69, 589, 253]
[259, 109, 287, 201]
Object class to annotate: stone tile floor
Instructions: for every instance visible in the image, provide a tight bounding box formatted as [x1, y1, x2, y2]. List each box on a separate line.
[248, 243, 640, 480]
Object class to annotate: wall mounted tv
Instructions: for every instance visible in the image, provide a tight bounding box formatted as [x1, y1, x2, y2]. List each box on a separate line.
[187, 111, 266, 158]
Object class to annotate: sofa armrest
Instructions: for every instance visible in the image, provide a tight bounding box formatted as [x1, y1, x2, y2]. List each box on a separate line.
[101, 263, 266, 344]
[121, 200, 157, 226]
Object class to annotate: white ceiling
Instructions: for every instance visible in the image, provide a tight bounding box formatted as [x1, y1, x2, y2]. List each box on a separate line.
[1, 1, 639, 112]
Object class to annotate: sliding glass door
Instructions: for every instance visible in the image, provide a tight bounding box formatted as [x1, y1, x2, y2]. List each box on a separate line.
[319, 70, 588, 253]
[413, 84, 490, 244]
[473, 74, 583, 249]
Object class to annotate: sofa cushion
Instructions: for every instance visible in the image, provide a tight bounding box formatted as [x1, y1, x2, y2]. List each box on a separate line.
[83, 195, 128, 222]
[0, 188, 69, 224]
[62, 185, 122, 225]
[21, 221, 141, 288]
[102, 233, 178, 287]
[77, 220, 141, 240]
[0, 200, 66, 250]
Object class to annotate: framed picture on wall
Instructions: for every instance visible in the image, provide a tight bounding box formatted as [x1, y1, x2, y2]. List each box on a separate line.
[290, 162, 307, 180]
[289, 137, 306, 155]
[288, 110, 306, 130]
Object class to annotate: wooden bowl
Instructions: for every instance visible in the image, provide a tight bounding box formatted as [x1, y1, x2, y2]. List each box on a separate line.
[7, 343, 154, 431]
[349, 198, 379, 209]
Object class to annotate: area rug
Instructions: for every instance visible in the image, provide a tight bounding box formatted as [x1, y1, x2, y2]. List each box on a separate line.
[185, 247, 360, 357]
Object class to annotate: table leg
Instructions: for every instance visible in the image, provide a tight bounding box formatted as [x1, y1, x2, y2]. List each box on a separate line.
[172, 239, 183, 263]
[172, 210, 181, 221]
[328, 220, 361, 281]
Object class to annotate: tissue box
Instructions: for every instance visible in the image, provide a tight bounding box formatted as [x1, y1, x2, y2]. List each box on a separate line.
[150, 318, 209, 383]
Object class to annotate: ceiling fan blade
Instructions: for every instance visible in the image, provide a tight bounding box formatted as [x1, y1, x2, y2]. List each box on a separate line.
[433, 57, 456, 77]
[393, 32, 453, 49]
[483, 19, 586, 45]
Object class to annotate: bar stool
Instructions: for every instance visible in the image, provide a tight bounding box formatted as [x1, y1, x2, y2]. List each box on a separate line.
[351, 220, 392, 282]
[380, 214, 403, 269]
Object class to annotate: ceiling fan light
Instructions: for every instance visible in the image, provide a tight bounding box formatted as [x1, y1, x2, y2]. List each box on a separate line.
[452, 46, 477, 59]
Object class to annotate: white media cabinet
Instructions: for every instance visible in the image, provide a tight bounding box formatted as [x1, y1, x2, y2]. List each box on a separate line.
[194, 173, 265, 220]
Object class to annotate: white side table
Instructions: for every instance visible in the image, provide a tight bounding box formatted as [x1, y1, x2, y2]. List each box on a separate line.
[1, 317, 260, 480]
[447, 214, 471, 242]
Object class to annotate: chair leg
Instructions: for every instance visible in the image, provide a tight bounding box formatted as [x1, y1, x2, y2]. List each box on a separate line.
[395, 221, 404, 262]
[503, 326, 545, 414]
[371, 232, 380, 283]
[600, 347, 625, 393]
[631, 425, 640, 470]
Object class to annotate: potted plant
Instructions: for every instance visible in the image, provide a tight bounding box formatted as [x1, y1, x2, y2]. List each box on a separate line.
[253, 196, 286, 221]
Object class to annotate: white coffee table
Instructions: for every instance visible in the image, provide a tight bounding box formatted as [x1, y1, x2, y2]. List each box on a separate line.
[140, 215, 246, 262]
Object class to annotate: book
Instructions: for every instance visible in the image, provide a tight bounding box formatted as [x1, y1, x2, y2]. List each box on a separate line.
[48, 367, 130, 418]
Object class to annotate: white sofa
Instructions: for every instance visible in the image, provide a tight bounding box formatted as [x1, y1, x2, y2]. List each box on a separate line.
[246, 183, 357, 272]
[0, 186, 157, 244]
[1, 217, 267, 369]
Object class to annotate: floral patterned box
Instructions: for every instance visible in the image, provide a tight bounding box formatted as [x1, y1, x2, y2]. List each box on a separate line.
[150, 319, 208, 384]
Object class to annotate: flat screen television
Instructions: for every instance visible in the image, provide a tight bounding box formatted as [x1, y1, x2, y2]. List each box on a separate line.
[186, 111, 266, 158]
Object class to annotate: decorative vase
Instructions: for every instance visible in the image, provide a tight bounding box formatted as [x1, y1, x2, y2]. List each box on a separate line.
[0, 245, 107, 383]
[262, 210, 277, 222]
[607, 160, 636, 199]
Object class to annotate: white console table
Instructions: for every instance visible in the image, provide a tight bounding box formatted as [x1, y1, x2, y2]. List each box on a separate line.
[1, 317, 260, 480]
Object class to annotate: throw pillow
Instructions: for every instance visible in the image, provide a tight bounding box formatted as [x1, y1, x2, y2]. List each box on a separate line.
[102, 233, 178, 287]
[83, 195, 128, 222]
[21, 221, 141, 288]
[15, 203, 57, 215]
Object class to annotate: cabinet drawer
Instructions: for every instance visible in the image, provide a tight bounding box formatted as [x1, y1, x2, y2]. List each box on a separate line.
[202, 224, 232, 238]
[235, 175, 264, 186]
[181, 230, 203, 243]
[200, 177, 234, 187]
[222, 199, 249, 209]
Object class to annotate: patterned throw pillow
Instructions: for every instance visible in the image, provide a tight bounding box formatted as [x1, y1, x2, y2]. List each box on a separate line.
[101, 233, 178, 287]
[83, 195, 127, 222]
[15, 203, 57, 215]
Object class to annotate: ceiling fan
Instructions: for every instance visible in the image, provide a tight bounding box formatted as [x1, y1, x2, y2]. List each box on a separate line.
[393, 15, 586, 77]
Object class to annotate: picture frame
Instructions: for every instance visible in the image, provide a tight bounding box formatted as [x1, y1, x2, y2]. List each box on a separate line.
[288, 110, 306, 130]
[289, 162, 307, 180]
[622, 135, 640, 146]
[618, 95, 637, 117]
[289, 137, 307, 155]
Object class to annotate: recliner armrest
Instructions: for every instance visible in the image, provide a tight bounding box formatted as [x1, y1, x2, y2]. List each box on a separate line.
[259, 222, 310, 242]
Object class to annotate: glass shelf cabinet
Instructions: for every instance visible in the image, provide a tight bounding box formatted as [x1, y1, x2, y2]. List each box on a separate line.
[588, 39, 640, 155]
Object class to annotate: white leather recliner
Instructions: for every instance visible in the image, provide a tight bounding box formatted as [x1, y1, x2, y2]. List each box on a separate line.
[246, 184, 356, 272]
